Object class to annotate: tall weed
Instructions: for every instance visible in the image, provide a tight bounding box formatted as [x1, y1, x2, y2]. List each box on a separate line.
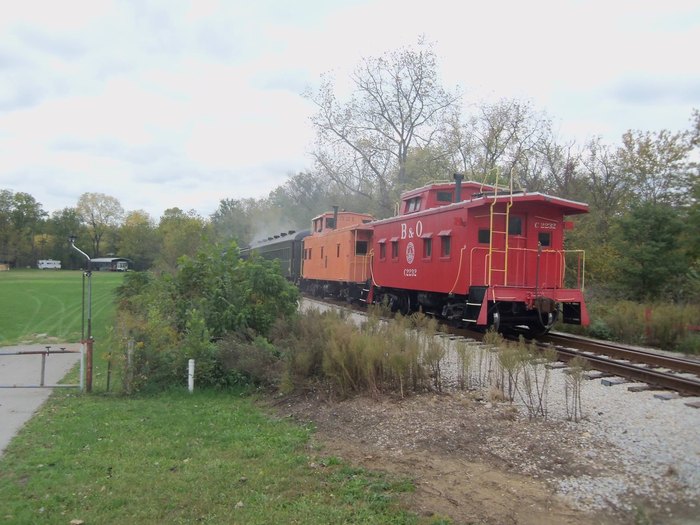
[275, 308, 433, 398]
[564, 356, 589, 422]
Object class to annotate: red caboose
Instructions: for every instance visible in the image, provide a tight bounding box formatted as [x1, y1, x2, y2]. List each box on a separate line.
[369, 176, 589, 335]
[301, 207, 375, 301]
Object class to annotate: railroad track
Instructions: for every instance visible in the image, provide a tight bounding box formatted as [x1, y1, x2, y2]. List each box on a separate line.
[537, 332, 700, 397]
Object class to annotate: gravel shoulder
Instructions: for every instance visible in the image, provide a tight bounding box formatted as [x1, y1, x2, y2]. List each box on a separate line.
[279, 301, 700, 524]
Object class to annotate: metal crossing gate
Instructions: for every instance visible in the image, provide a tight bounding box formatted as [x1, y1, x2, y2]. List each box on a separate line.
[0, 345, 83, 390]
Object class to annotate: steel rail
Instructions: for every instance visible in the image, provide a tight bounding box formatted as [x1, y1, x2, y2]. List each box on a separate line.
[541, 343, 700, 397]
[543, 333, 700, 376]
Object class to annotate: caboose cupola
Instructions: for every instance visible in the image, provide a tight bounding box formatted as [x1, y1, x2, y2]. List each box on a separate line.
[399, 179, 496, 215]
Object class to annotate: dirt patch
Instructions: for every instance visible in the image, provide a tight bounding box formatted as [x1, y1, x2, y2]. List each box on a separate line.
[270, 391, 621, 525]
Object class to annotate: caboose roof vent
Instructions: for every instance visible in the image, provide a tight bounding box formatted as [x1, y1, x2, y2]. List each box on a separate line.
[453, 172, 464, 202]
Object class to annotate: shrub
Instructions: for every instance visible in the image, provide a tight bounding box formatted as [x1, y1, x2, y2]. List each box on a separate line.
[581, 300, 700, 351]
[115, 243, 300, 393]
[588, 319, 613, 341]
[217, 332, 284, 387]
[676, 333, 700, 355]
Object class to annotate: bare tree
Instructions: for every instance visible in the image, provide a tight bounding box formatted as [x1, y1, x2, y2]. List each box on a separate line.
[76, 192, 124, 257]
[580, 138, 631, 240]
[307, 40, 459, 215]
[535, 134, 583, 199]
[447, 99, 550, 189]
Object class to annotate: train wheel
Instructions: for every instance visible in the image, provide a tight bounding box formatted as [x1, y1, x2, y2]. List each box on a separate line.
[517, 311, 555, 339]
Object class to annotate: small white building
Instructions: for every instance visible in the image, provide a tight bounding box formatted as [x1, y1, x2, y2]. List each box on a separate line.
[37, 259, 61, 270]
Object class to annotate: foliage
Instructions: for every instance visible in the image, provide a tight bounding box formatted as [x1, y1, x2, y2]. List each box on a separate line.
[217, 332, 284, 387]
[117, 210, 160, 270]
[0, 190, 47, 267]
[565, 299, 700, 353]
[618, 128, 694, 207]
[612, 203, 687, 301]
[156, 207, 211, 272]
[174, 244, 299, 338]
[115, 243, 299, 392]
[76, 192, 124, 257]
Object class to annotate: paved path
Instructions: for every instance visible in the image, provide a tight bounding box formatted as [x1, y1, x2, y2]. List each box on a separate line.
[0, 344, 81, 456]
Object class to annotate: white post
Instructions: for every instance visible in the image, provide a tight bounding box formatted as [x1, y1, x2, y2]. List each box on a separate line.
[188, 359, 195, 393]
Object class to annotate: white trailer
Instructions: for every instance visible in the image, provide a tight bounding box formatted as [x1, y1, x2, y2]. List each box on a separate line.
[37, 259, 61, 270]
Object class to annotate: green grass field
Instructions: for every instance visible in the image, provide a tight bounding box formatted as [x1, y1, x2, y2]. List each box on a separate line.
[0, 391, 419, 524]
[0, 271, 436, 524]
[0, 269, 124, 346]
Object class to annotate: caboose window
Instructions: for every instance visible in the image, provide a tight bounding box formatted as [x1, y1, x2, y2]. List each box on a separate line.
[406, 197, 421, 213]
[337, 244, 341, 257]
[379, 243, 386, 259]
[325, 217, 336, 229]
[538, 232, 551, 247]
[440, 236, 451, 257]
[478, 229, 490, 244]
[423, 238, 432, 258]
[508, 216, 522, 235]
[391, 241, 399, 259]
[436, 191, 453, 202]
[355, 241, 368, 255]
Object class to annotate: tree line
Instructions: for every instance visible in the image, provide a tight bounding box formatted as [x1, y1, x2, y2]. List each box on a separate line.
[1, 40, 698, 303]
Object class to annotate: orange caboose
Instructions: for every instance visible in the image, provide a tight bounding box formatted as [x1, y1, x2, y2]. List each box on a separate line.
[301, 207, 374, 301]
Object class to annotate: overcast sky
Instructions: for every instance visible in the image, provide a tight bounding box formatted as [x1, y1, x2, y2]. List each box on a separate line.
[1, 0, 698, 220]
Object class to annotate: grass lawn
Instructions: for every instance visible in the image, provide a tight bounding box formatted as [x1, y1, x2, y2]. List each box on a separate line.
[0, 271, 435, 524]
[0, 390, 420, 524]
[0, 269, 124, 347]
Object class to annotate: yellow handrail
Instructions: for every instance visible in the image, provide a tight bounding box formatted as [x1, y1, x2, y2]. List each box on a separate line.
[448, 245, 467, 294]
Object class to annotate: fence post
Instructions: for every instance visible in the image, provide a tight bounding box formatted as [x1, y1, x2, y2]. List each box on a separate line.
[125, 340, 134, 395]
[188, 359, 195, 393]
[80, 343, 85, 392]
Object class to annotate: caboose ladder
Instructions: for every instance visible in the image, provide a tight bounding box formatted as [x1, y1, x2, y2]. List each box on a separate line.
[486, 169, 514, 287]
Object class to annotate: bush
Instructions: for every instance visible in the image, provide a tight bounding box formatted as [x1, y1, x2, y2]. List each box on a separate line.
[115, 243, 300, 393]
[578, 300, 700, 352]
[676, 333, 700, 355]
[588, 319, 613, 341]
[218, 332, 284, 387]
